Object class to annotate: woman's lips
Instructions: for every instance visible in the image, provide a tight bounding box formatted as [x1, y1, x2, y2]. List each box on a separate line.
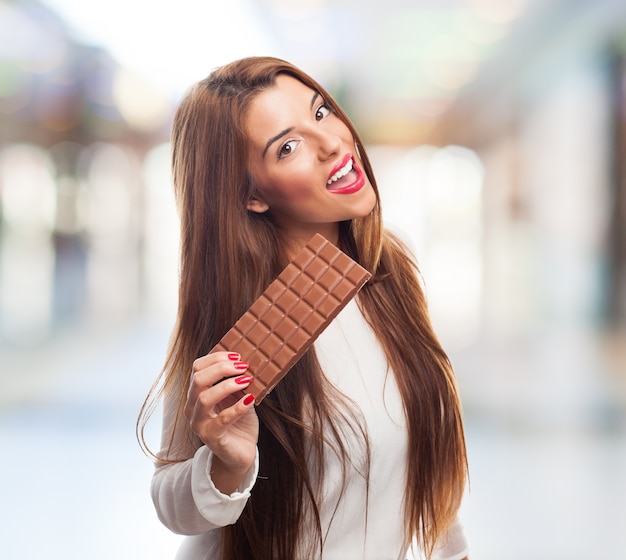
[327, 154, 353, 185]
[326, 155, 365, 194]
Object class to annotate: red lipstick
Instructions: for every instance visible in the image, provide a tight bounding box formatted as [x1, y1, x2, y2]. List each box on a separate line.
[326, 154, 365, 194]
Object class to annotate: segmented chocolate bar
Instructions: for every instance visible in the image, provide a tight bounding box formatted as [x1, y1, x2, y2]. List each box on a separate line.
[212, 233, 371, 403]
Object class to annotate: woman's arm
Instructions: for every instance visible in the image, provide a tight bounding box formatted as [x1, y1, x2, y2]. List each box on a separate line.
[431, 514, 470, 560]
[150, 352, 259, 534]
[151, 445, 258, 535]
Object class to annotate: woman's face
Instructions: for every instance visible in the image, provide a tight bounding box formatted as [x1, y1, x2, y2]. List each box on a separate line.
[246, 75, 377, 246]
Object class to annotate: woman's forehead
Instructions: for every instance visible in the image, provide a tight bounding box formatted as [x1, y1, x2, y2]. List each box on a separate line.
[254, 75, 316, 108]
[245, 76, 319, 148]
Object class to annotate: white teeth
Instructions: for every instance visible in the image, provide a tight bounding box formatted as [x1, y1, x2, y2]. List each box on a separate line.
[327, 158, 353, 185]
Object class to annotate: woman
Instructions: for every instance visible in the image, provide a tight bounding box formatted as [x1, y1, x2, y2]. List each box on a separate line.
[138, 56, 469, 560]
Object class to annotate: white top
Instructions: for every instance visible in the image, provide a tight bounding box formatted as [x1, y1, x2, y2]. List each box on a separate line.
[151, 299, 469, 560]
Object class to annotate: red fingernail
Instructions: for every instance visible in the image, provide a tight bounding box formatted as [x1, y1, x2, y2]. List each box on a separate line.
[243, 394, 255, 406]
[233, 361, 249, 371]
[228, 353, 240, 361]
[234, 375, 252, 385]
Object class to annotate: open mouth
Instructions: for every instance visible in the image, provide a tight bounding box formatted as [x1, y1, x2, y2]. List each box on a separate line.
[326, 155, 364, 194]
[327, 156, 354, 186]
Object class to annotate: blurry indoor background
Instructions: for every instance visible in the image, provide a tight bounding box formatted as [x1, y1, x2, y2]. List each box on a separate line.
[1, 0, 625, 558]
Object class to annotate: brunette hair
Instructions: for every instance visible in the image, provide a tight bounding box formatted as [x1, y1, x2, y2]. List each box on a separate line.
[138, 56, 467, 559]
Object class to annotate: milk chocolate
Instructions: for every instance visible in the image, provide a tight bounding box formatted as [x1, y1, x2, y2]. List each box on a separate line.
[212, 233, 371, 403]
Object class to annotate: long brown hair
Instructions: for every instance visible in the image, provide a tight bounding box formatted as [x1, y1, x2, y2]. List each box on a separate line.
[138, 56, 467, 559]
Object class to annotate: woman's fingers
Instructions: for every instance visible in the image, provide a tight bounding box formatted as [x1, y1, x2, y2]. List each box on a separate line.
[215, 392, 256, 425]
[192, 352, 248, 389]
[189, 379, 258, 469]
[192, 351, 241, 376]
[183, 350, 258, 471]
[190, 389, 254, 434]
[193, 374, 250, 418]
[184, 352, 249, 420]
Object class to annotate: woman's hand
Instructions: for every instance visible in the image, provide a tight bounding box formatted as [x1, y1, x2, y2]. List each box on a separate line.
[184, 351, 259, 494]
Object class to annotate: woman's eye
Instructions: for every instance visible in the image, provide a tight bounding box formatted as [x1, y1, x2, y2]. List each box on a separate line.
[279, 140, 297, 158]
[315, 104, 330, 121]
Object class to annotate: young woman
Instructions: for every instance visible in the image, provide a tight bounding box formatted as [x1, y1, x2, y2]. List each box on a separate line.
[139, 56, 469, 560]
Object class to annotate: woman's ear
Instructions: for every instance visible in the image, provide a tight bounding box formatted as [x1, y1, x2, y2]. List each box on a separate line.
[246, 193, 270, 214]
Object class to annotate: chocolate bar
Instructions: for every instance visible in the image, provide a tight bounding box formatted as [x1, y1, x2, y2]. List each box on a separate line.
[212, 233, 371, 403]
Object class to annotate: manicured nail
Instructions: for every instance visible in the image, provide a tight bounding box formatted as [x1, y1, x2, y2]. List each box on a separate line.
[228, 353, 240, 361]
[243, 394, 255, 406]
[233, 361, 249, 371]
[234, 375, 252, 385]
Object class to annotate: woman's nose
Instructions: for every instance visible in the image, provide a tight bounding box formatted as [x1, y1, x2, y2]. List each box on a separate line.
[315, 129, 341, 159]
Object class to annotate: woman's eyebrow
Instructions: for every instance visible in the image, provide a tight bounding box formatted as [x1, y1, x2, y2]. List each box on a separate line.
[261, 91, 321, 159]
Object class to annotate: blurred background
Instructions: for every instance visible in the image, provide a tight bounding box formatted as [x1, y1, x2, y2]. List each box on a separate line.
[1, 0, 625, 558]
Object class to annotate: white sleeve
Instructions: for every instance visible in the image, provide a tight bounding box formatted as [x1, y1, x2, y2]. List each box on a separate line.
[151, 445, 259, 535]
[431, 514, 470, 560]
